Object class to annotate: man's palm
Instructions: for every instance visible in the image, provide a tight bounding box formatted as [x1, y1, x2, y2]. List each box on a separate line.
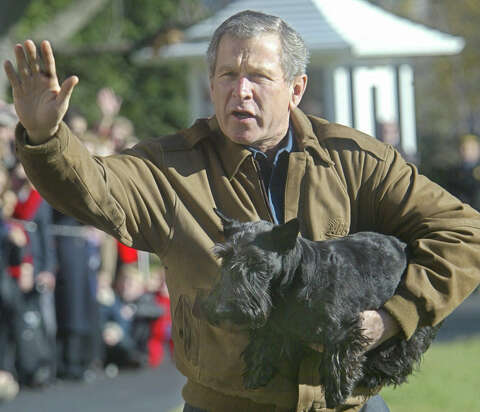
[3, 40, 78, 143]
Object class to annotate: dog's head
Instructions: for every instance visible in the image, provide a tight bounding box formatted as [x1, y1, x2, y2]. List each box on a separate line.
[199, 209, 300, 330]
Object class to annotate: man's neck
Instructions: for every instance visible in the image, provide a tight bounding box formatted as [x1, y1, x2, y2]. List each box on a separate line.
[248, 128, 293, 163]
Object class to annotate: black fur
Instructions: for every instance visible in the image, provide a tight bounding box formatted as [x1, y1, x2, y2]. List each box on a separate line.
[199, 210, 440, 408]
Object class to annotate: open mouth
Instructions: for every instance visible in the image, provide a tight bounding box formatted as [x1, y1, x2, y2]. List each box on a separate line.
[232, 110, 255, 120]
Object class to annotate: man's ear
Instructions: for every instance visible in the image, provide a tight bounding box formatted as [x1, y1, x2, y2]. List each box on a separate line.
[213, 208, 243, 238]
[270, 218, 300, 252]
[289, 74, 308, 110]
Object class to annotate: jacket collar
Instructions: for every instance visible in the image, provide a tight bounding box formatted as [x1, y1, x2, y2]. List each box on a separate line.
[205, 108, 334, 180]
[289, 108, 334, 166]
[207, 117, 255, 180]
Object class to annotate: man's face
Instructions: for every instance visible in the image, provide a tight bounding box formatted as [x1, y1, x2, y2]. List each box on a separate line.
[210, 33, 306, 151]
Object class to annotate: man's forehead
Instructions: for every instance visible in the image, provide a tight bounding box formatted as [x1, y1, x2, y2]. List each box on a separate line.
[216, 33, 282, 68]
[218, 32, 281, 49]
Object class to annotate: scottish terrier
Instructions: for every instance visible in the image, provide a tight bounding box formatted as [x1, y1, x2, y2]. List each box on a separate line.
[200, 210, 440, 408]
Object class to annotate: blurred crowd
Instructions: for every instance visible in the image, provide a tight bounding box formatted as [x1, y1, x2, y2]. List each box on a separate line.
[0, 89, 172, 403]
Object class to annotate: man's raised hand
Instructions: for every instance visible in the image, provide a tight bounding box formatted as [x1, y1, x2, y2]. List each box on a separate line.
[3, 40, 78, 144]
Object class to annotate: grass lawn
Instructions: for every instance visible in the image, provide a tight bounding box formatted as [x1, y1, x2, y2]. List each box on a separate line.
[381, 336, 480, 412]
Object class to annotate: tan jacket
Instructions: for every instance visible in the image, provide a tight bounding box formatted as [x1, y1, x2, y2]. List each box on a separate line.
[16, 108, 480, 411]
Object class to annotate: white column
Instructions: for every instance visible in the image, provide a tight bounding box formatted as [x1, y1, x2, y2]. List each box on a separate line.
[333, 66, 352, 127]
[398, 64, 417, 155]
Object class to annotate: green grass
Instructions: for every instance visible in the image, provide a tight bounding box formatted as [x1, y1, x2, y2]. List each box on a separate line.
[168, 337, 480, 412]
[381, 336, 480, 412]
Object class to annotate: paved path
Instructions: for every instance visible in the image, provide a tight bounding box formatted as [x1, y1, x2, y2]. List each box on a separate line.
[2, 292, 479, 412]
[436, 290, 480, 341]
[1, 355, 186, 412]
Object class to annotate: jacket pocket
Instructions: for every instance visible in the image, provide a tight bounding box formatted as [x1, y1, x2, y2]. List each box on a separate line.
[173, 294, 199, 365]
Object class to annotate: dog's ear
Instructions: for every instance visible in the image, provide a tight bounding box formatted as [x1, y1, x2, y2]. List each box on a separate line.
[213, 208, 243, 238]
[270, 218, 299, 252]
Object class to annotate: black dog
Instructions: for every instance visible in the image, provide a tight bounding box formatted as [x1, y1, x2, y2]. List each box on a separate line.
[200, 210, 440, 408]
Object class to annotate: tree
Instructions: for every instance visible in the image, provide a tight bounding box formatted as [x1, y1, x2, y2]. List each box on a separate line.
[1, 0, 111, 100]
[4, 0, 209, 139]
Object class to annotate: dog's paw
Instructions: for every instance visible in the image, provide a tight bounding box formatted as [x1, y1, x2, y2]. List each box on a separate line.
[243, 363, 275, 389]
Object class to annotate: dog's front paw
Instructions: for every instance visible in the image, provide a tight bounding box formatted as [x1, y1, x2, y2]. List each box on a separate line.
[243, 363, 275, 389]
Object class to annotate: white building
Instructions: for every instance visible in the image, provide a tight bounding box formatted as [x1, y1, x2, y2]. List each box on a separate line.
[135, 0, 464, 157]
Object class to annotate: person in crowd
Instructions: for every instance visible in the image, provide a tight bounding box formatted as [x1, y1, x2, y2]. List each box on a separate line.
[0, 165, 23, 401]
[9, 161, 57, 385]
[99, 263, 163, 370]
[4, 10, 480, 412]
[0, 102, 17, 170]
[0, 161, 53, 389]
[445, 133, 480, 210]
[147, 264, 173, 367]
[53, 209, 101, 380]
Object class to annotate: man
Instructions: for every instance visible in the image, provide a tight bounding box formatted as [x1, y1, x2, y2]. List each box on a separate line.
[4, 10, 480, 412]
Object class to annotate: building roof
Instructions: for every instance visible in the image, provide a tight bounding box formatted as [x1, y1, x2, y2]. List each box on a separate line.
[135, 0, 464, 63]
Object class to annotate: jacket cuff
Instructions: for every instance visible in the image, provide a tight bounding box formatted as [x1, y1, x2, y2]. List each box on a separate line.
[15, 122, 68, 156]
[382, 293, 421, 339]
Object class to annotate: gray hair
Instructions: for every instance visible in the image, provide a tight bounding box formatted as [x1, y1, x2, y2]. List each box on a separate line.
[206, 10, 309, 83]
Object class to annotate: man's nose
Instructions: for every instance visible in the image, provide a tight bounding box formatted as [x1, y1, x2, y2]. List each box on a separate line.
[233, 77, 253, 99]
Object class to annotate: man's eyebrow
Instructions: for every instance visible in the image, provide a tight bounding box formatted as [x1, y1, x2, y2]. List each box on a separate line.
[216, 64, 236, 73]
[216, 63, 276, 76]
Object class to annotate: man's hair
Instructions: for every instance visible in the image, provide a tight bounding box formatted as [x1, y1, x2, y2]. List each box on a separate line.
[206, 10, 309, 83]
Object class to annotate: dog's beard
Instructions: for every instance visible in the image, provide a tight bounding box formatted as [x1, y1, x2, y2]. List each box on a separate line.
[202, 265, 274, 330]
[238, 275, 272, 328]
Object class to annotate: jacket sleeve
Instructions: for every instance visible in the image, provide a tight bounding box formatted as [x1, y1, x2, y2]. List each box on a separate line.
[372, 147, 480, 338]
[15, 122, 177, 255]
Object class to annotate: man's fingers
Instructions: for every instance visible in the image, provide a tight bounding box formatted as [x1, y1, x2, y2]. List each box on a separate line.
[40, 40, 57, 78]
[3, 60, 21, 91]
[58, 75, 79, 105]
[14, 44, 30, 80]
[24, 40, 41, 74]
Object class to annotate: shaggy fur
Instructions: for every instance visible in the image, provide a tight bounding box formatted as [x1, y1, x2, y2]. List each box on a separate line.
[199, 210, 441, 408]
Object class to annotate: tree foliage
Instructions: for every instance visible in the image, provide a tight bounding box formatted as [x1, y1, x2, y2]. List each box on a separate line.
[11, 0, 209, 139]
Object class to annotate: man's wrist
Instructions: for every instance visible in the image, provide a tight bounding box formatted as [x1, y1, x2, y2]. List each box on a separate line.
[361, 309, 400, 351]
[25, 125, 59, 144]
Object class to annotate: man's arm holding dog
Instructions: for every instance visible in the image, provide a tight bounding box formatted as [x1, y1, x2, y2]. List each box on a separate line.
[310, 309, 400, 353]
[367, 147, 480, 341]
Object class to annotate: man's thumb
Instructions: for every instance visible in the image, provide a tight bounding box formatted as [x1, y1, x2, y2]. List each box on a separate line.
[58, 75, 79, 104]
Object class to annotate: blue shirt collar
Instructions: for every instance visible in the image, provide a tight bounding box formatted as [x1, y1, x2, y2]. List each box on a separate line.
[245, 126, 295, 162]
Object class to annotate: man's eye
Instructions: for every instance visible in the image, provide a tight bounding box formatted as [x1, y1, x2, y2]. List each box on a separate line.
[252, 73, 271, 81]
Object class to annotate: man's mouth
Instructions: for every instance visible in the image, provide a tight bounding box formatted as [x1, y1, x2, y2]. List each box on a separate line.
[232, 110, 255, 120]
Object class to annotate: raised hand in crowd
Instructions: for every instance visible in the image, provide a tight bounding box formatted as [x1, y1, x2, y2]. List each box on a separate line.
[3, 40, 78, 144]
[97, 87, 122, 120]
